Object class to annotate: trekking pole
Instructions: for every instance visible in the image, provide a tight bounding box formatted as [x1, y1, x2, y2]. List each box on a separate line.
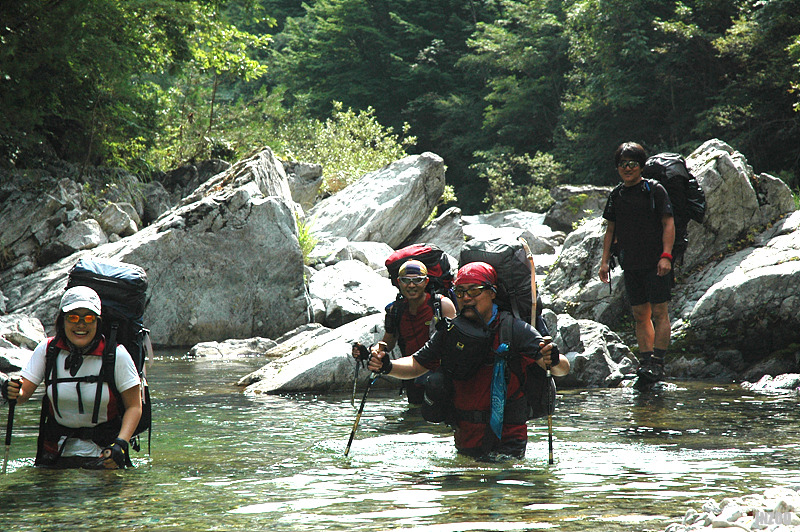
[519, 237, 555, 464]
[351, 360, 360, 408]
[344, 372, 378, 457]
[344, 342, 387, 456]
[545, 358, 554, 465]
[3, 397, 17, 474]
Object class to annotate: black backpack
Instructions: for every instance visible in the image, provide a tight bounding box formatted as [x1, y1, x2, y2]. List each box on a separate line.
[459, 237, 546, 332]
[459, 237, 555, 420]
[64, 258, 152, 449]
[641, 152, 706, 258]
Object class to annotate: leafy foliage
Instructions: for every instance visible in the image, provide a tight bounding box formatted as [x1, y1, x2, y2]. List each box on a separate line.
[0, 0, 269, 171]
[2, 0, 800, 214]
[474, 148, 560, 213]
[295, 213, 319, 265]
[276, 102, 416, 195]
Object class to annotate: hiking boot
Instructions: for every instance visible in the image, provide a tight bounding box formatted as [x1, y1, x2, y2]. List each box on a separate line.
[636, 355, 665, 384]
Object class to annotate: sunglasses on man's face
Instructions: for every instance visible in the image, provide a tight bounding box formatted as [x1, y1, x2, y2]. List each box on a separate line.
[618, 160, 641, 169]
[454, 285, 490, 299]
[398, 276, 427, 286]
[65, 314, 98, 324]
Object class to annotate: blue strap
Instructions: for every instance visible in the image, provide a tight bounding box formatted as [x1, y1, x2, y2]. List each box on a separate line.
[489, 342, 509, 439]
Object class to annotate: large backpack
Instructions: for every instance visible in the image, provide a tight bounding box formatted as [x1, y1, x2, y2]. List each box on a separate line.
[459, 237, 555, 420]
[64, 258, 152, 450]
[385, 244, 456, 356]
[641, 152, 706, 258]
[385, 243, 455, 295]
[459, 237, 546, 331]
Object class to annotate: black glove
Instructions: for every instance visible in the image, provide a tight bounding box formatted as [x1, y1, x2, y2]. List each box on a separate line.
[352, 343, 370, 362]
[537, 343, 560, 367]
[375, 354, 393, 375]
[105, 438, 133, 469]
[548, 345, 561, 367]
[1, 377, 19, 402]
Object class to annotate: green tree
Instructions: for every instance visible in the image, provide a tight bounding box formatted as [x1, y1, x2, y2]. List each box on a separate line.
[460, 0, 570, 155]
[475, 148, 560, 212]
[0, 0, 269, 171]
[696, 0, 800, 187]
[271, 0, 496, 210]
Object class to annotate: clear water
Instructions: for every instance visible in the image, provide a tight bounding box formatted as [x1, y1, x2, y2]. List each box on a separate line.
[1, 353, 798, 531]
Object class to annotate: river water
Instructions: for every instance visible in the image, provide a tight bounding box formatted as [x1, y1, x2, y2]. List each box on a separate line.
[1, 353, 798, 531]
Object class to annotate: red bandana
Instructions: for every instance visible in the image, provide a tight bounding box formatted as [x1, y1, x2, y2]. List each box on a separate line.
[455, 262, 497, 286]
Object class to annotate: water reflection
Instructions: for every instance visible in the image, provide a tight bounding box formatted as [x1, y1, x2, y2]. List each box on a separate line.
[0, 355, 797, 532]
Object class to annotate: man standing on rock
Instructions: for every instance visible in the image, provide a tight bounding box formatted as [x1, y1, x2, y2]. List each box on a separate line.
[599, 142, 675, 385]
[366, 259, 456, 404]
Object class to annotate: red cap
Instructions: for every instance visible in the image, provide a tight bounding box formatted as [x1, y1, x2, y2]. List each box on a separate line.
[455, 262, 497, 286]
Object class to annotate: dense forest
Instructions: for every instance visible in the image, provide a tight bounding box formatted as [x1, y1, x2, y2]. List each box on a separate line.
[1, 0, 799, 213]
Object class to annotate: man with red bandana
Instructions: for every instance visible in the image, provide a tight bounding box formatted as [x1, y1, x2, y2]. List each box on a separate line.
[369, 262, 569, 458]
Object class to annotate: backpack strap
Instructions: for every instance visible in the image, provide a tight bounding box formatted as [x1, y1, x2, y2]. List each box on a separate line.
[44, 339, 62, 418]
[44, 338, 105, 419]
[500, 313, 524, 386]
[430, 293, 446, 333]
[92, 322, 118, 424]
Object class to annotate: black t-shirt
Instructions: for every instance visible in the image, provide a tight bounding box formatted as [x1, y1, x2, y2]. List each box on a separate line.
[603, 179, 673, 271]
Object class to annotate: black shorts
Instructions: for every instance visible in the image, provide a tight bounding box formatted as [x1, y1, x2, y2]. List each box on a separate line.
[623, 268, 672, 307]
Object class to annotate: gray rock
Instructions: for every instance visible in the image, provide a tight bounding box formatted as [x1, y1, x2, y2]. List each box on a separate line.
[240, 314, 388, 394]
[544, 184, 613, 233]
[547, 314, 636, 388]
[188, 337, 278, 358]
[0, 314, 46, 350]
[309, 152, 445, 247]
[402, 206, 465, 261]
[4, 147, 312, 347]
[142, 181, 172, 225]
[307, 260, 396, 328]
[742, 373, 800, 392]
[98, 202, 138, 237]
[283, 160, 323, 211]
[0, 347, 33, 373]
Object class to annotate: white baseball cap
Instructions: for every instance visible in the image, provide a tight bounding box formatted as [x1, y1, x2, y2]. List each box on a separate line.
[60, 286, 102, 316]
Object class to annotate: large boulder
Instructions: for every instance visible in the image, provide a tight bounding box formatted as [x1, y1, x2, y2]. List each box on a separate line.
[239, 314, 389, 394]
[401, 206, 465, 261]
[0, 314, 43, 373]
[544, 310, 636, 388]
[307, 260, 396, 328]
[308, 152, 445, 247]
[306, 237, 393, 275]
[674, 210, 800, 354]
[3, 147, 311, 347]
[402, 207, 564, 275]
[283, 160, 323, 211]
[544, 185, 613, 233]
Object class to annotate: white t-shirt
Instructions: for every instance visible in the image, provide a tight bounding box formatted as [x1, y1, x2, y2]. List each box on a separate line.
[22, 338, 141, 457]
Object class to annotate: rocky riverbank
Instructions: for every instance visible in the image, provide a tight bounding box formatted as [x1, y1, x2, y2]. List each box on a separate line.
[2, 138, 800, 392]
[664, 486, 800, 532]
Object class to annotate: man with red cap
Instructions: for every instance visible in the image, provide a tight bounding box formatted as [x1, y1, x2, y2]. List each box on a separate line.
[365, 259, 456, 404]
[369, 261, 569, 459]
